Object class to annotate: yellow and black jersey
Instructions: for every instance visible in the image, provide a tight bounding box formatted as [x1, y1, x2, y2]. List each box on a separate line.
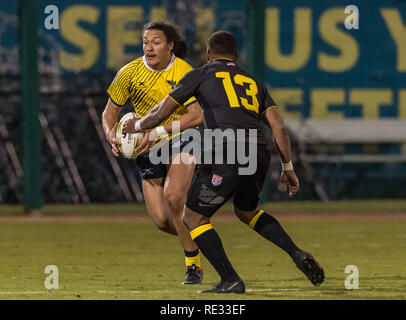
[107, 54, 197, 141]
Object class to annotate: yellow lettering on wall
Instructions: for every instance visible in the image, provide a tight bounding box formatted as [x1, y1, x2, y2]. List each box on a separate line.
[381, 9, 406, 72]
[265, 8, 312, 72]
[350, 89, 392, 118]
[107, 6, 143, 70]
[59, 5, 100, 71]
[318, 8, 359, 72]
[398, 90, 406, 118]
[311, 89, 345, 119]
[150, 7, 167, 21]
[269, 88, 303, 119]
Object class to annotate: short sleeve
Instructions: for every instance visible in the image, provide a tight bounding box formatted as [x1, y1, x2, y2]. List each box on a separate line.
[259, 85, 278, 116]
[184, 97, 198, 108]
[169, 69, 203, 106]
[107, 63, 134, 106]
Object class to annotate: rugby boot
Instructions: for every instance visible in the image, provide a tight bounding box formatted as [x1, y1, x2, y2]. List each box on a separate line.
[182, 264, 203, 285]
[198, 278, 245, 294]
[293, 250, 325, 286]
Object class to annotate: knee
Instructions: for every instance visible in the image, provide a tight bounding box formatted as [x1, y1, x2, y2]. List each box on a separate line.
[153, 215, 171, 232]
[182, 208, 208, 231]
[182, 210, 193, 230]
[234, 206, 257, 225]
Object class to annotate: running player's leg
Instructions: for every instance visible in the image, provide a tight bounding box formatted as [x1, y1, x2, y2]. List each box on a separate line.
[164, 152, 203, 284]
[232, 145, 324, 286]
[234, 206, 324, 286]
[136, 153, 176, 234]
[164, 152, 198, 251]
[137, 151, 202, 284]
[183, 163, 245, 293]
[234, 206, 300, 260]
[142, 178, 176, 235]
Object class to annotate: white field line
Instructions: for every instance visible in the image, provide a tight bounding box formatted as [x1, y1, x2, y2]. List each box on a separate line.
[97, 290, 141, 294]
[246, 288, 301, 292]
[0, 291, 48, 294]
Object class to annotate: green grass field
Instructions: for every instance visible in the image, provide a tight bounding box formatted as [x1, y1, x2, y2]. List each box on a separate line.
[0, 201, 405, 300]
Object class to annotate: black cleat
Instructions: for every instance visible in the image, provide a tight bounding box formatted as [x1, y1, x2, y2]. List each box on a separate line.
[293, 250, 325, 286]
[198, 279, 245, 294]
[182, 264, 203, 285]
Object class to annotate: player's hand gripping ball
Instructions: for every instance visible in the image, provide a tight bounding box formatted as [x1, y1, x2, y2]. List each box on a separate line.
[116, 112, 144, 160]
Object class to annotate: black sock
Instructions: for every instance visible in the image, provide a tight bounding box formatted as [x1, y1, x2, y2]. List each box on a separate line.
[251, 211, 300, 258]
[193, 228, 240, 282]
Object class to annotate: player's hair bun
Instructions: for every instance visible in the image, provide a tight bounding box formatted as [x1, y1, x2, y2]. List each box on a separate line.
[173, 39, 187, 59]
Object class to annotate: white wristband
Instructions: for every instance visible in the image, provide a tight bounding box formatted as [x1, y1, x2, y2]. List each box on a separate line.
[149, 126, 168, 141]
[282, 161, 293, 171]
[134, 120, 142, 132]
[155, 126, 168, 137]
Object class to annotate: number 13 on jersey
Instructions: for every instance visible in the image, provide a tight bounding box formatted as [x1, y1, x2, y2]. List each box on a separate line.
[215, 72, 259, 114]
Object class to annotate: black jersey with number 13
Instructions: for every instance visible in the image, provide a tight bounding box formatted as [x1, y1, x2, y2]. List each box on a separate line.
[169, 59, 277, 145]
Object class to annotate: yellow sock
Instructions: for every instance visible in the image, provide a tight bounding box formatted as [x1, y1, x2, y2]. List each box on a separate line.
[184, 249, 201, 268]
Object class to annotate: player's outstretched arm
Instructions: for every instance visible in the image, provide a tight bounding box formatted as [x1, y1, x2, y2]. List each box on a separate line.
[134, 102, 203, 156]
[102, 98, 122, 157]
[162, 102, 203, 133]
[262, 107, 299, 197]
[122, 96, 179, 134]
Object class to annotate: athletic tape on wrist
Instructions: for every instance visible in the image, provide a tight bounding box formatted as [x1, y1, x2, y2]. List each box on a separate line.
[134, 120, 141, 132]
[281, 161, 293, 171]
[155, 126, 168, 137]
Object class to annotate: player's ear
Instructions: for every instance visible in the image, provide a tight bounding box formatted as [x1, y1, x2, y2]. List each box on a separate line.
[205, 47, 211, 62]
[168, 41, 174, 52]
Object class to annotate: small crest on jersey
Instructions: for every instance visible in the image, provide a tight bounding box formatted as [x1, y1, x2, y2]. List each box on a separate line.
[211, 174, 223, 186]
[167, 80, 177, 89]
[227, 62, 236, 67]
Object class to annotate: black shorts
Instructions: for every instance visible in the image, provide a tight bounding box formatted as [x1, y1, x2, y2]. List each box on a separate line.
[135, 133, 196, 180]
[185, 143, 270, 217]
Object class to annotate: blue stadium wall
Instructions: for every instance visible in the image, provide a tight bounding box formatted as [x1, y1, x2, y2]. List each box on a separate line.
[1, 0, 405, 200]
[2, 0, 404, 116]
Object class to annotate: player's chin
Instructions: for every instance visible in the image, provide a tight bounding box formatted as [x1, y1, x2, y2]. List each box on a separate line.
[146, 56, 159, 67]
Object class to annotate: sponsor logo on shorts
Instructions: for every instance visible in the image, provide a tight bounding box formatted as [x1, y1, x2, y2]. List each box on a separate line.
[142, 168, 154, 176]
[198, 202, 215, 207]
[198, 184, 225, 205]
[211, 174, 223, 186]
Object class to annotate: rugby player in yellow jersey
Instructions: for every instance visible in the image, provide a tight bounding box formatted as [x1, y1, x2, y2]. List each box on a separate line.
[101, 22, 204, 285]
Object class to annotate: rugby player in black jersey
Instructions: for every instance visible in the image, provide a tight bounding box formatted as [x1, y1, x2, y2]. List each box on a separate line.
[123, 30, 325, 294]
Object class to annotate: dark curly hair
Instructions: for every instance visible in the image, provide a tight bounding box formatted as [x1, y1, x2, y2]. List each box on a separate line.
[207, 30, 238, 60]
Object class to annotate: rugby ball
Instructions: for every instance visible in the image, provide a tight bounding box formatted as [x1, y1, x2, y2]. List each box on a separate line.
[116, 112, 144, 160]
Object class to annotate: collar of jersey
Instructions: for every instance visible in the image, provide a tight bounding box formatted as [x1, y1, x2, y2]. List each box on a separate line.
[142, 54, 176, 72]
[214, 57, 234, 62]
